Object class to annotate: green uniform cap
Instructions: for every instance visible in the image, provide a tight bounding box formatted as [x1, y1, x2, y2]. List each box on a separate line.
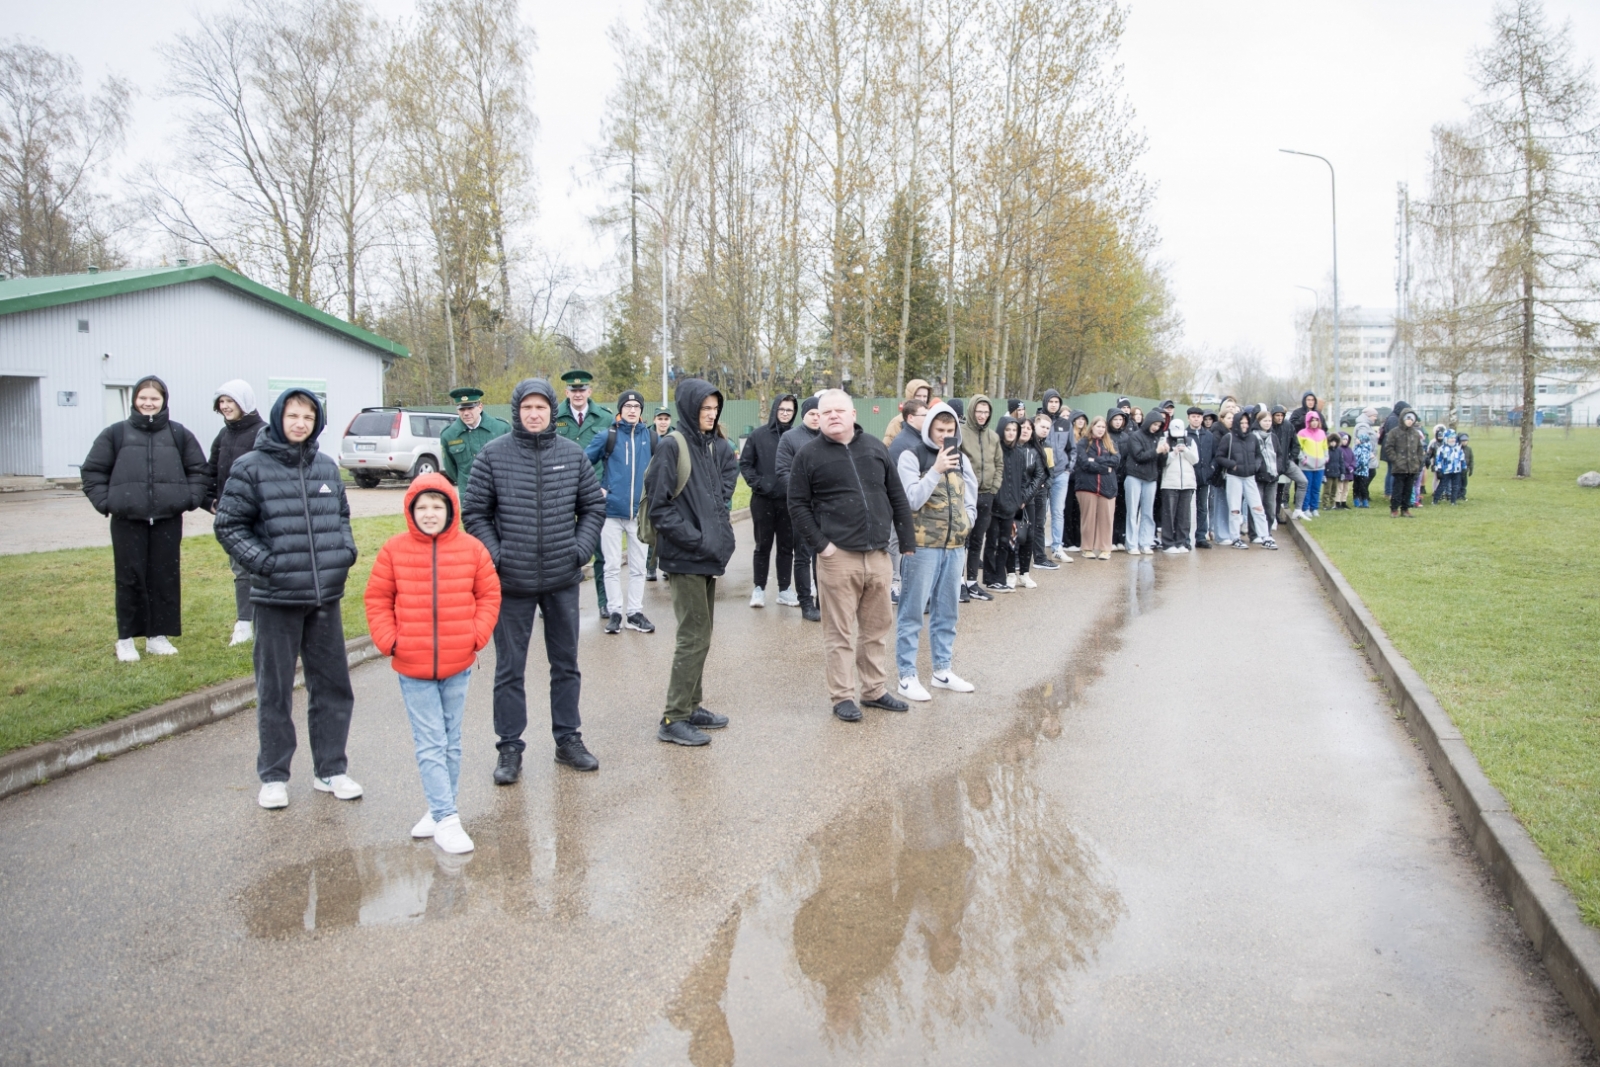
[449, 387, 485, 404]
[560, 369, 594, 386]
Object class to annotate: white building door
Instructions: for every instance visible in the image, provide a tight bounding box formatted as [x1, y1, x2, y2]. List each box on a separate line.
[104, 384, 131, 425]
[0, 376, 43, 476]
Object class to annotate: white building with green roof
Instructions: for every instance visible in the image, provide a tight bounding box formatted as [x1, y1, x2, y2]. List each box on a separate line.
[0, 265, 407, 479]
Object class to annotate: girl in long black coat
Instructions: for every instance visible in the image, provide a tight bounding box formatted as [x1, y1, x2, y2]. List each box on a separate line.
[81, 375, 210, 661]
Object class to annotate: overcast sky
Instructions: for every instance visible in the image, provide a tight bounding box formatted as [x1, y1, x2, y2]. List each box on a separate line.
[11, 0, 1599, 372]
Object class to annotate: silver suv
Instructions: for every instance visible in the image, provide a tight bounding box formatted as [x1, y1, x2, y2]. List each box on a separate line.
[340, 407, 456, 488]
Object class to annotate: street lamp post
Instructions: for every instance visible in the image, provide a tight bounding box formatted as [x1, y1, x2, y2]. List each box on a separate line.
[1281, 149, 1340, 422]
[635, 196, 672, 408]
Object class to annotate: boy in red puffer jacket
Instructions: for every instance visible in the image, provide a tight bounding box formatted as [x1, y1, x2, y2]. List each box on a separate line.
[365, 474, 501, 853]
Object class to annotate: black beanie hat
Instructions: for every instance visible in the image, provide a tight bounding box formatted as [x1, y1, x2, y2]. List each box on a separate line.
[799, 395, 820, 416]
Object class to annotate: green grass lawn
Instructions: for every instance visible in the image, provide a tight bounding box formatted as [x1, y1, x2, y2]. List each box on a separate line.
[732, 476, 751, 512]
[0, 515, 406, 755]
[1301, 427, 1600, 925]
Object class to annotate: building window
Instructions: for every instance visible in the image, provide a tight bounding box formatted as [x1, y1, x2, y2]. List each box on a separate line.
[77, 319, 89, 333]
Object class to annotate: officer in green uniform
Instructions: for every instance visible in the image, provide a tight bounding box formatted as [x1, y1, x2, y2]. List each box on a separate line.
[440, 387, 511, 489]
[553, 370, 614, 617]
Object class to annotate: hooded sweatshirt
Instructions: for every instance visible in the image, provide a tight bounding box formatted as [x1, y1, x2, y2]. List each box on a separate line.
[213, 388, 359, 606]
[880, 378, 933, 446]
[460, 378, 606, 595]
[206, 379, 267, 507]
[1121, 409, 1165, 482]
[1380, 400, 1410, 445]
[1290, 392, 1319, 433]
[1296, 412, 1329, 470]
[775, 396, 821, 499]
[364, 474, 501, 680]
[739, 393, 798, 499]
[644, 378, 740, 576]
[897, 402, 977, 550]
[960, 393, 1004, 495]
[1212, 409, 1262, 480]
[81, 373, 210, 521]
[992, 416, 1029, 517]
[1382, 411, 1426, 474]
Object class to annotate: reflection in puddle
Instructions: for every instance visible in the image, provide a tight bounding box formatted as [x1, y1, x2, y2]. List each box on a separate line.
[243, 843, 473, 937]
[656, 597, 1137, 1065]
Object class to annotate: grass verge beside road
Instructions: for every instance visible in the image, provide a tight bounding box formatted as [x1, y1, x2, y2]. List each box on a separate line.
[1301, 428, 1600, 925]
[0, 515, 405, 755]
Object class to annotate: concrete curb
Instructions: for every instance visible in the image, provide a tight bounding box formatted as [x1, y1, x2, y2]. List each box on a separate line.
[1287, 518, 1600, 1047]
[0, 636, 380, 802]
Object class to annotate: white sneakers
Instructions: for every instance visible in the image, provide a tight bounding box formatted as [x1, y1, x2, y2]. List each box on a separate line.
[1005, 573, 1017, 589]
[1019, 573, 1038, 589]
[258, 782, 288, 809]
[145, 635, 178, 656]
[776, 588, 800, 607]
[432, 815, 475, 854]
[749, 586, 765, 608]
[411, 812, 437, 838]
[931, 671, 975, 693]
[898, 676, 933, 702]
[313, 774, 364, 800]
[115, 638, 140, 662]
[230, 620, 254, 646]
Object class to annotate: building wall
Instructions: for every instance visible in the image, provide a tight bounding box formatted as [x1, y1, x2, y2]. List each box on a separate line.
[0, 280, 388, 478]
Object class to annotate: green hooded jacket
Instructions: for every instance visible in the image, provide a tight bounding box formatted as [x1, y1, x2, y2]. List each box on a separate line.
[959, 393, 1003, 495]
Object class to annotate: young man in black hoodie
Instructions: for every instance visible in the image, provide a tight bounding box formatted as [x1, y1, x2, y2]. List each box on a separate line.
[739, 393, 798, 609]
[206, 379, 267, 646]
[789, 389, 917, 722]
[463, 378, 607, 782]
[215, 388, 362, 810]
[648, 378, 740, 746]
[775, 396, 823, 621]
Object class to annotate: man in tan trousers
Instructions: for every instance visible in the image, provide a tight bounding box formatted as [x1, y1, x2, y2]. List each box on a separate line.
[786, 390, 918, 722]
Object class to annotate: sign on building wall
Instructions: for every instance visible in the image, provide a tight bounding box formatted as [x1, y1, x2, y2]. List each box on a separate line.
[267, 378, 329, 410]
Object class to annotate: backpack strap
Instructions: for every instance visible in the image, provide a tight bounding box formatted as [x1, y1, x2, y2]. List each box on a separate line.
[669, 430, 691, 496]
[603, 424, 619, 460]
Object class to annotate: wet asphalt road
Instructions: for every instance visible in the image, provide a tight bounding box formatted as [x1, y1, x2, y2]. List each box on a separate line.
[0, 525, 1593, 1066]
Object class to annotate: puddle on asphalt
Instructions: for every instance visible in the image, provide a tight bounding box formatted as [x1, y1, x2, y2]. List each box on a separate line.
[634, 571, 1152, 1065]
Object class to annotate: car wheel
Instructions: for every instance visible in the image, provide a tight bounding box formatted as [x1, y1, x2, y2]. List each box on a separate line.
[354, 473, 381, 489]
[412, 456, 439, 478]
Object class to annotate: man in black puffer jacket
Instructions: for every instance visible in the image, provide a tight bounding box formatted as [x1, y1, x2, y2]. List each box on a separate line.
[215, 388, 363, 809]
[648, 378, 740, 746]
[463, 377, 606, 781]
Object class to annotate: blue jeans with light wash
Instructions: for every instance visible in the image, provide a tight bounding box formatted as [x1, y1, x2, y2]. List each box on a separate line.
[896, 547, 963, 679]
[1303, 468, 1325, 511]
[398, 668, 473, 822]
[1124, 476, 1157, 550]
[1047, 470, 1072, 549]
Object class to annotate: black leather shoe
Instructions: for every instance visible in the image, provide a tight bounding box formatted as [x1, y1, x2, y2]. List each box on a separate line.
[658, 719, 710, 746]
[689, 706, 729, 729]
[862, 691, 910, 712]
[604, 612, 623, 634]
[493, 748, 522, 785]
[802, 601, 821, 622]
[555, 738, 599, 771]
[832, 700, 862, 722]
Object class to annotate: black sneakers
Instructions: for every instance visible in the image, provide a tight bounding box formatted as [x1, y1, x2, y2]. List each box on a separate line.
[626, 612, 655, 633]
[801, 601, 821, 622]
[493, 748, 522, 785]
[959, 583, 971, 604]
[832, 700, 862, 722]
[689, 706, 729, 729]
[604, 612, 623, 634]
[555, 738, 599, 771]
[862, 691, 910, 712]
[658, 719, 710, 746]
[966, 583, 993, 602]
[1033, 559, 1060, 570]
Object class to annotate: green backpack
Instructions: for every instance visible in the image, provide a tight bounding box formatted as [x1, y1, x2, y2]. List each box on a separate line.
[635, 429, 691, 546]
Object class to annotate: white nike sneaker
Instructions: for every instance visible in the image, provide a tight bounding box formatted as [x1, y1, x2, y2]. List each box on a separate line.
[411, 812, 437, 838]
[432, 815, 474, 854]
[776, 588, 800, 607]
[1019, 573, 1038, 588]
[898, 676, 932, 702]
[931, 670, 975, 693]
[230, 620, 254, 646]
[313, 774, 364, 800]
[115, 638, 140, 662]
[258, 782, 288, 809]
[145, 635, 178, 656]
[749, 586, 765, 608]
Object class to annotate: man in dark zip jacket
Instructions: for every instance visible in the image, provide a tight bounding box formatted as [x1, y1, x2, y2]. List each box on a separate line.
[206, 378, 268, 645]
[789, 389, 916, 722]
[215, 388, 363, 809]
[739, 392, 798, 609]
[648, 378, 740, 746]
[775, 396, 823, 621]
[463, 378, 606, 781]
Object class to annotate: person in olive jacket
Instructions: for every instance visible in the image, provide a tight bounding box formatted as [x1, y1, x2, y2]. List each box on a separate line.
[215, 388, 364, 809]
[1381, 408, 1428, 517]
[81, 374, 209, 663]
[463, 377, 607, 783]
[206, 378, 267, 646]
[647, 378, 740, 746]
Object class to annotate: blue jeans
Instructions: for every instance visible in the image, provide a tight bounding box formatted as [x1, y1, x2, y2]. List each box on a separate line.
[1303, 469, 1325, 511]
[896, 547, 963, 678]
[398, 668, 473, 821]
[1124, 477, 1157, 550]
[1047, 470, 1072, 549]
